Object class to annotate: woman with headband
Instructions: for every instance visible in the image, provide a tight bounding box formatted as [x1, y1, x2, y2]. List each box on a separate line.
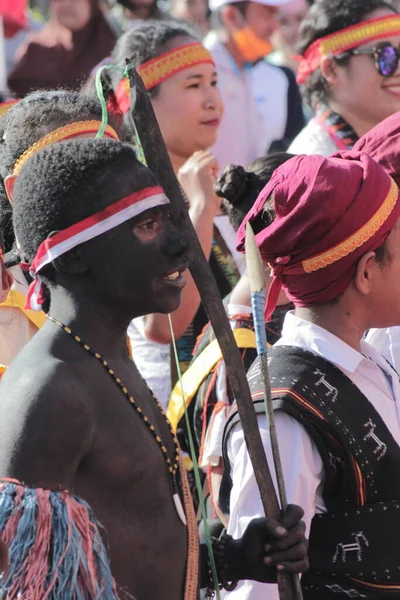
[109, 22, 237, 410]
[289, 0, 400, 156]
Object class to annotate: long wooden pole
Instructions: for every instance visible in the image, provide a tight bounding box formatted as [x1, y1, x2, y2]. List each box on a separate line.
[130, 68, 298, 599]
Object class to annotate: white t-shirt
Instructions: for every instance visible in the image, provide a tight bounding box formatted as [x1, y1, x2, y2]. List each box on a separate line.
[288, 116, 339, 156]
[225, 312, 400, 600]
[204, 32, 289, 169]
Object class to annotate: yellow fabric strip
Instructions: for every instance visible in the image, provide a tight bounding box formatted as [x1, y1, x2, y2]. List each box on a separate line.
[167, 328, 257, 433]
[1, 289, 46, 330]
[321, 16, 400, 56]
[302, 177, 398, 274]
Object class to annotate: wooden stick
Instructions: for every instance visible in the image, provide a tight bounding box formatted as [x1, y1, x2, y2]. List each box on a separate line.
[130, 68, 298, 599]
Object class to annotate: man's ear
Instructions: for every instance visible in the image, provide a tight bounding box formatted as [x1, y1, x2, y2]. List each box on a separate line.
[0, 261, 13, 302]
[320, 56, 339, 86]
[4, 175, 16, 204]
[220, 4, 245, 31]
[354, 251, 377, 296]
[52, 247, 89, 276]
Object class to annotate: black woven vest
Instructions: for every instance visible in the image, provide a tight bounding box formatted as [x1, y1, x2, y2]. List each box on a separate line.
[222, 346, 400, 599]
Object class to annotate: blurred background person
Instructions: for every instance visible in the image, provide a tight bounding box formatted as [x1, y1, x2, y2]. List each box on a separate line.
[268, 0, 308, 74]
[1, 0, 44, 78]
[7, 0, 117, 97]
[109, 0, 167, 31]
[170, 0, 210, 35]
[289, 0, 400, 155]
[204, 0, 304, 167]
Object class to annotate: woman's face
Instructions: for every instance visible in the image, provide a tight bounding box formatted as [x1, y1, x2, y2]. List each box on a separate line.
[151, 38, 224, 161]
[51, 0, 93, 31]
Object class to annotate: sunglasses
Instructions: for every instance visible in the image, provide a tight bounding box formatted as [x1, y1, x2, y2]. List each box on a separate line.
[337, 42, 400, 77]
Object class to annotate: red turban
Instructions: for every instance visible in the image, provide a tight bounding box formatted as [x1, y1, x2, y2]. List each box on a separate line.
[236, 152, 400, 320]
[353, 112, 400, 187]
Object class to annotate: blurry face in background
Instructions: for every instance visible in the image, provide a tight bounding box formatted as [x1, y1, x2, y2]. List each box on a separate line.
[276, 0, 308, 49]
[330, 8, 400, 135]
[244, 2, 279, 43]
[171, 0, 209, 32]
[51, 0, 93, 31]
[151, 37, 224, 161]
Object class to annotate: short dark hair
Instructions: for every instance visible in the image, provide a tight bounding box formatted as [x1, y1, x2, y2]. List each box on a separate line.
[111, 20, 198, 98]
[13, 139, 141, 278]
[214, 153, 295, 231]
[298, 0, 398, 108]
[0, 90, 118, 253]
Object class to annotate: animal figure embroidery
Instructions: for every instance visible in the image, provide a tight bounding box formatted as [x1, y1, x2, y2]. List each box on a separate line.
[363, 419, 387, 460]
[333, 532, 369, 563]
[314, 369, 338, 402]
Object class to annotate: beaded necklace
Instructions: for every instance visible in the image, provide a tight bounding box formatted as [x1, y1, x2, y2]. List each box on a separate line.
[47, 315, 187, 525]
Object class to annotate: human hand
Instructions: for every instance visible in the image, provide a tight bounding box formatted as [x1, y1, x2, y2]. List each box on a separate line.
[225, 504, 308, 583]
[178, 151, 221, 216]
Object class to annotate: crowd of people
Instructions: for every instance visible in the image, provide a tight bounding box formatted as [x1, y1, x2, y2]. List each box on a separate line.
[1, 0, 400, 598]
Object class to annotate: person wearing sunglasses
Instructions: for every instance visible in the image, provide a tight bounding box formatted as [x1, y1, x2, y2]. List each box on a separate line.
[288, 0, 400, 157]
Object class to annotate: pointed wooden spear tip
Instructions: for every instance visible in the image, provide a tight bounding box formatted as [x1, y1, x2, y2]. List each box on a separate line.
[245, 221, 265, 293]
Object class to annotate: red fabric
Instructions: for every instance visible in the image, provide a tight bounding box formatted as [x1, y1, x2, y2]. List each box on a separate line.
[353, 112, 400, 186]
[0, 0, 27, 38]
[236, 152, 400, 319]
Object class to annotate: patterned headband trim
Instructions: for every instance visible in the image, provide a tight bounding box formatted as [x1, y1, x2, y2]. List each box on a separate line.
[302, 177, 398, 273]
[137, 42, 215, 91]
[0, 100, 19, 119]
[25, 186, 169, 311]
[297, 15, 400, 84]
[13, 121, 120, 176]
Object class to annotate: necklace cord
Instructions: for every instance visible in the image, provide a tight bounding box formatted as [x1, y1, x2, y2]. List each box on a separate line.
[168, 314, 221, 597]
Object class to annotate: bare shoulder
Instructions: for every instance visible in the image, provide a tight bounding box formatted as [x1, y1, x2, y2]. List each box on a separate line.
[0, 345, 95, 489]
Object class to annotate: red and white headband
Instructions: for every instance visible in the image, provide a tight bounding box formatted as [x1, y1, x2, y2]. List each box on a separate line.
[24, 185, 169, 311]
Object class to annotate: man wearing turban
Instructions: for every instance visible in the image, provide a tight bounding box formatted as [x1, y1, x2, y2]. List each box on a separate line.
[221, 150, 400, 599]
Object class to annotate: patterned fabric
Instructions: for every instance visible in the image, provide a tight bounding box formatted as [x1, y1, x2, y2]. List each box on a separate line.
[314, 104, 359, 151]
[176, 304, 292, 459]
[222, 345, 400, 598]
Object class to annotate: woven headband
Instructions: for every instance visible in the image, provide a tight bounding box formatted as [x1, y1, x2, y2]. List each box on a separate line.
[13, 120, 120, 176]
[115, 42, 215, 114]
[297, 15, 400, 84]
[24, 186, 169, 311]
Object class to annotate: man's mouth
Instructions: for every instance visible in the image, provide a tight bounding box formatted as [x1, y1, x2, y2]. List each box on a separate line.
[160, 264, 188, 288]
[163, 271, 182, 281]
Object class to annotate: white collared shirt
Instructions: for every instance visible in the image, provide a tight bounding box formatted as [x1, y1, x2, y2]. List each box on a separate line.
[204, 32, 289, 169]
[288, 117, 338, 157]
[225, 312, 400, 600]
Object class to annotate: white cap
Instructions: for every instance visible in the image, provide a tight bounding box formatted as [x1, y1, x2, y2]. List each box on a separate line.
[209, 0, 291, 12]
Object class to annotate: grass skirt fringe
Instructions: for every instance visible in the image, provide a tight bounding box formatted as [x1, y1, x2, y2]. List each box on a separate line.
[0, 479, 120, 599]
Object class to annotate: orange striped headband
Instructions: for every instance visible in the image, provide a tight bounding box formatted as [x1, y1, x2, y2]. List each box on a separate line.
[137, 42, 215, 90]
[0, 100, 19, 119]
[302, 176, 399, 273]
[13, 120, 120, 176]
[297, 15, 400, 84]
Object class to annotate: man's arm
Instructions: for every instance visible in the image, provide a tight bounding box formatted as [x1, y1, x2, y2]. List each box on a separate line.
[0, 362, 95, 489]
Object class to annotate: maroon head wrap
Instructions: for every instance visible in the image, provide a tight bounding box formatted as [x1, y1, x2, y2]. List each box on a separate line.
[236, 151, 400, 320]
[353, 112, 400, 187]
